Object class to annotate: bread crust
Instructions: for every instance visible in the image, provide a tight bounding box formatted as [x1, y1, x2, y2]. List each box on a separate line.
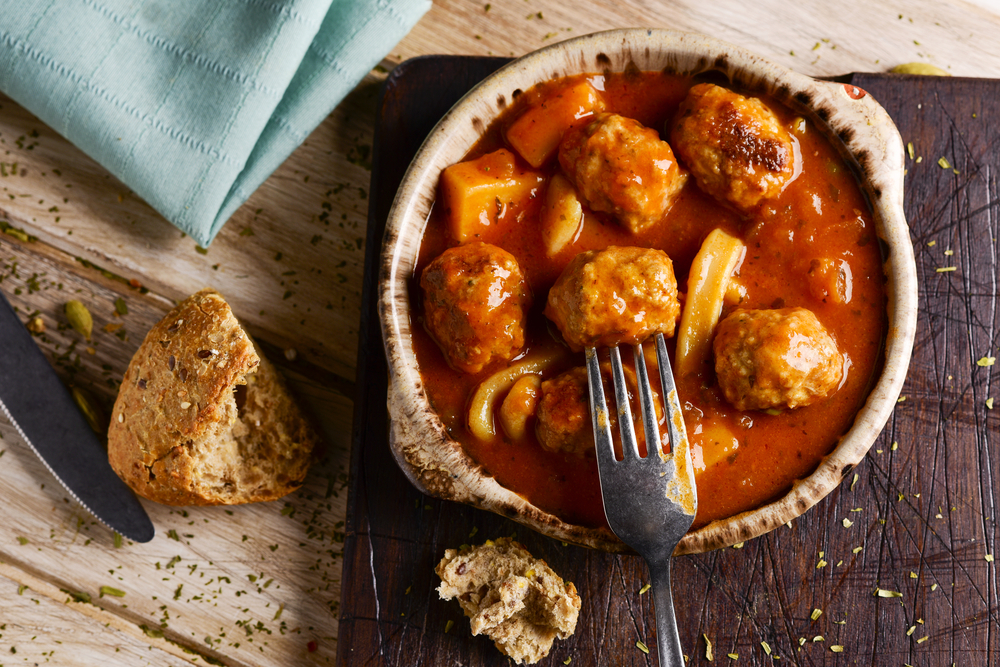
[108, 289, 316, 505]
[436, 537, 581, 664]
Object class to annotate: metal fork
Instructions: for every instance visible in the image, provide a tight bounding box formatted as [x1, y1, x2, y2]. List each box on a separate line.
[585, 332, 698, 666]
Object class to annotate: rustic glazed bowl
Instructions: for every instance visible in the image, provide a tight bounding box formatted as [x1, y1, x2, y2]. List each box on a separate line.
[378, 29, 918, 554]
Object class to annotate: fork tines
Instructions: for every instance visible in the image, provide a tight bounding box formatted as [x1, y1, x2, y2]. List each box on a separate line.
[585, 332, 683, 464]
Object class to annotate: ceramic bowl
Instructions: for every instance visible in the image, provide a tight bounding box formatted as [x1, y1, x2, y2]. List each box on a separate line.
[378, 29, 917, 554]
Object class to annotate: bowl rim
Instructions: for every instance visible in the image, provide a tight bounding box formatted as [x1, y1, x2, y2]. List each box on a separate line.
[377, 28, 918, 554]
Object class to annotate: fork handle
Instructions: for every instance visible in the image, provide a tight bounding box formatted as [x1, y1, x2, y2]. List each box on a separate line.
[649, 557, 686, 666]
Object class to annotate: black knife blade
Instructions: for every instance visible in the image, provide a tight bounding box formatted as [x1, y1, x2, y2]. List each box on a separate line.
[0, 289, 154, 543]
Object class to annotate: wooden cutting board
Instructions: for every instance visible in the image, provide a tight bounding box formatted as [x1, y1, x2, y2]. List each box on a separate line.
[338, 57, 1000, 666]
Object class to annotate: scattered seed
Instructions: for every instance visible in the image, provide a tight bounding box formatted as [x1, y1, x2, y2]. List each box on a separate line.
[65, 300, 93, 339]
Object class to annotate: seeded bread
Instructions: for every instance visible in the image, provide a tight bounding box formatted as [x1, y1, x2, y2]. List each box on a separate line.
[108, 289, 317, 505]
[436, 537, 581, 665]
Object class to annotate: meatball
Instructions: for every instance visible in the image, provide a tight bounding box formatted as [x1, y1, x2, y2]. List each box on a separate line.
[545, 246, 680, 351]
[536, 364, 661, 455]
[558, 113, 687, 233]
[536, 367, 592, 455]
[421, 242, 532, 374]
[713, 307, 843, 411]
[671, 83, 795, 214]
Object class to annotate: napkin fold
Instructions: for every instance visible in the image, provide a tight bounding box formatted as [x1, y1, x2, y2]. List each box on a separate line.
[0, 0, 429, 246]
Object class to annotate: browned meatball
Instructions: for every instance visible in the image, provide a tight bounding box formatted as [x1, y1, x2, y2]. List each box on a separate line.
[421, 242, 532, 374]
[536, 367, 592, 455]
[671, 83, 795, 214]
[714, 308, 843, 411]
[536, 364, 661, 455]
[558, 113, 687, 233]
[545, 246, 680, 352]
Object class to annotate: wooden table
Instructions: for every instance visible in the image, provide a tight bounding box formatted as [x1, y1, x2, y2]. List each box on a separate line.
[1, 1, 998, 665]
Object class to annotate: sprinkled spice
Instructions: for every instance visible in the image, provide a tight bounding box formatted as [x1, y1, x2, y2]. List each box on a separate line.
[875, 588, 902, 598]
[636, 641, 649, 654]
[704, 634, 714, 661]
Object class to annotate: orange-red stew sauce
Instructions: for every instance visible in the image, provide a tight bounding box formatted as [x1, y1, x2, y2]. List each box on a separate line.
[409, 71, 885, 530]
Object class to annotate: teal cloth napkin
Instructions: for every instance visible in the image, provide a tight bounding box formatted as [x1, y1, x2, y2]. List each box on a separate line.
[0, 0, 430, 246]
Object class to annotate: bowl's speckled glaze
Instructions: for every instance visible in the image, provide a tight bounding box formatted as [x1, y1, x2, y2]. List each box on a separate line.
[378, 29, 918, 554]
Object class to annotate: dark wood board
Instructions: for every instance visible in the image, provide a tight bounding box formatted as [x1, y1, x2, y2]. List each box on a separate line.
[339, 59, 1000, 666]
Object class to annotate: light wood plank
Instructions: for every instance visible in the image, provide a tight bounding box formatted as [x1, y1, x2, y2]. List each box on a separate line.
[395, 0, 1000, 78]
[0, 234, 354, 666]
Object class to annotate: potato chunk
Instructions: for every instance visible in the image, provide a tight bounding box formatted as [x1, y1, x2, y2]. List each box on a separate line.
[439, 149, 545, 243]
[506, 79, 605, 168]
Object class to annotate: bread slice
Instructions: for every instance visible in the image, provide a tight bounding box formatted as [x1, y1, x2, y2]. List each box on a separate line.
[436, 537, 581, 665]
[108, 289, 317, 505]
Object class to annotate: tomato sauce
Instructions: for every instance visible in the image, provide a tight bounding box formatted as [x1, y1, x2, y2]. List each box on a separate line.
[409, 71, 885, 530]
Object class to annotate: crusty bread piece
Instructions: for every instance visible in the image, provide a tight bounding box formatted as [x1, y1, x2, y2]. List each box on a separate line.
[108, 289, 317, 505]
[436, 537, 581, 665]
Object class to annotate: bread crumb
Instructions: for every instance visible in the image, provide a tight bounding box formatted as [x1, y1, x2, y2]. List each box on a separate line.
[436, 537, 580, 665]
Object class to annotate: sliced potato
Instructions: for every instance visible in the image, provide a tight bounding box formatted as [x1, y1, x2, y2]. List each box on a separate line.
[499, 375, 542, 440]
[540, 173, 584, 256]
[467, 351, 563, 441]
[691, 420, 741, 473]
[675, 228, 746, 379]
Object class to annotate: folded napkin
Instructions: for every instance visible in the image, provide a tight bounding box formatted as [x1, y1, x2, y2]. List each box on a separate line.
[0, 0, 429, 246]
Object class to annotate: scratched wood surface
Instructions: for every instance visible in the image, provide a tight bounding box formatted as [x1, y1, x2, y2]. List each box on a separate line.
[1, 1, 1000, 665]
[338, 60, 1000, 666]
